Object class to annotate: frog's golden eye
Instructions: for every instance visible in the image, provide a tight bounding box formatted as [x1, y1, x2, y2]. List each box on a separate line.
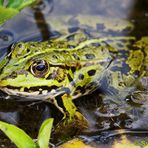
[30, 60, 49, 77]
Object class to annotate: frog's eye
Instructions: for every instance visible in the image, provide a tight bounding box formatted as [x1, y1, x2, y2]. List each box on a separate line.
[30, 60, 49, 77]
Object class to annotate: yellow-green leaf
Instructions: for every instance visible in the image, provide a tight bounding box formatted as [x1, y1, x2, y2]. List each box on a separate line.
[37, 118, 54, 148]
[0, 0, 37, 25]
[0, 6, 18, 25]
[0, 121, 36, 148]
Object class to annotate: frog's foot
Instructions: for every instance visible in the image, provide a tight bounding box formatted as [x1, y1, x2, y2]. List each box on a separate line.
[53, 111, 88, 140]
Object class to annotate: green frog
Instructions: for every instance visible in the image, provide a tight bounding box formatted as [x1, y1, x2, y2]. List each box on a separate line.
[0, 15, 147, 122]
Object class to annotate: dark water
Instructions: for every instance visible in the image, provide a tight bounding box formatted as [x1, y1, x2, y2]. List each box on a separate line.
[0, 0, 148, 147]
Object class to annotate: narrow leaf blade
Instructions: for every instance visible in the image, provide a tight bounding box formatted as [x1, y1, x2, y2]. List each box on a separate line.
[0, 121, 36, 148]
[0, 0, 37, 25]
[38, 118, 54, 148]
[17, 0, 37, 11]
[0, 6, 19, 25]
[7, 0, 24, 9]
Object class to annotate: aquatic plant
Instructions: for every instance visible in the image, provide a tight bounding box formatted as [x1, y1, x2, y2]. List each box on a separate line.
[0, 118, 53, 148]
[0, 0, 37, 25]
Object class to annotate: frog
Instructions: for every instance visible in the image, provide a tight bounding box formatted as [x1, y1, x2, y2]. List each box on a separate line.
[0, 15, 147, 125]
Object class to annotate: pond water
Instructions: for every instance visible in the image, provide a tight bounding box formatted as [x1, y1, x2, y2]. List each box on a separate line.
[0, 0, 148, 147]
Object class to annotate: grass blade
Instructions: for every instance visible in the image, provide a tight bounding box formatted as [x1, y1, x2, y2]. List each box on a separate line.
[6, 0, 24, 9]
[38, 118, 54, 148]
[0, 121, 36, 148]
[0, 0, 37, 25]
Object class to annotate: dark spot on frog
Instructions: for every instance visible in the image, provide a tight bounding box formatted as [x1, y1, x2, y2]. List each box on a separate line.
[72, 54, 80, 60]
[68, 27, 79, 33]
[67, 45, 75, 48]
[62, 87, 71, 95]
[30, 43, 36, 48]
[96, 23, 105, 30]
[67, 35, 74, 41]
[85, 53, 95, 59]
[117, 43, 124, 48]
[91, 42, 100, 47]
[83, 63, 93, 67]
[122, 26, 132, 33]
[23, 55, 28, 58]
[17, 70, 28, 77]
[4, 71, 17, 79]
[70, 81, 76, 87]
[78, 74, 84, 80]
[17, 43, 23, 48]
[67, 73, 73, 82]
[52, 55, 58, 59]
[88, 69, 96, 76]
[68, 17, 79, 26]
[72, 91, 79, 96]
[119, 39, 128, 43]
[86, 82, 97, 90]
[50, 31, 62, 38]
[106, 39, 113, 43]
[3, 70, 27, 80]
[14, 64, 19, 66]
[27, 48, 30, 52]
[133, 70, 141, 78]
[46, 73, 52, 80]
[63, 50, 68, 53]
[118, 81, 125, 87]
[76, 86, 86, 94]
[71, 67, 76, 73]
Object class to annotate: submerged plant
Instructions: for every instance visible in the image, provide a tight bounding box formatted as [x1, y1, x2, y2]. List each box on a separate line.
[0, 0, 38, 25]
[0, 118, 53, 148]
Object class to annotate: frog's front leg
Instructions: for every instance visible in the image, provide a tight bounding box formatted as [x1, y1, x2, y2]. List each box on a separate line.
[61, 94, 77, 120]
[61, 94, 88, 127]
[49, 94, 88, 128]
[53, 94, 88, 137]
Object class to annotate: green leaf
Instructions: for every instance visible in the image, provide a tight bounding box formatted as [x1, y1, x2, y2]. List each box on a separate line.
[17, 0, 37, 11]
[7, 0, 37, 11]
[0, 121, 36, 148]
[0, 6, 19, 25]
[38, 118, 54, 148]
[0, 0, 37, 25]
[6, 0, 24, 9]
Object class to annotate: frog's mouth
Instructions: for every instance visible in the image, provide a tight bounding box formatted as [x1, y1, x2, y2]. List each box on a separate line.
[0, 87, 49, 101]
[0, 85, 66, 101]
[0, 87, 40, 97]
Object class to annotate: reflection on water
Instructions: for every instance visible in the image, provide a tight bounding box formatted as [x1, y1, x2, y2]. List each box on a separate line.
[0, 0, 148, 146]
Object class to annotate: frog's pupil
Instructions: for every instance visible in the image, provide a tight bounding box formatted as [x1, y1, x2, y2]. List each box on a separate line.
[36, 64, 46, 71]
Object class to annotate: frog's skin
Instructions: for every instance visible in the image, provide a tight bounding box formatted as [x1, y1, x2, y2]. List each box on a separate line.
[0, 16, 147, 120]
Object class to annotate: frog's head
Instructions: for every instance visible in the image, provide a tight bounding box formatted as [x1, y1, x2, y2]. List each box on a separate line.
[0, 41, 74, 99]
[0, 39, 112, 99]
